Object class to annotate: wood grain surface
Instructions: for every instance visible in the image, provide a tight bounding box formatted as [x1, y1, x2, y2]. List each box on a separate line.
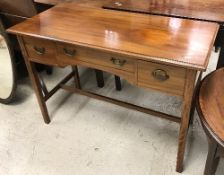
[35, 0, 224, 23]
[7, 3, 218, 70]
[23, 36, 58, 66]
[0, 0, 37, 17]
[138, 60, 186, 96]
[34, 0, 108, 6]
[104, 0, 224, 23]
[35, 0, 74, 5]
[198, 68, 224, 143]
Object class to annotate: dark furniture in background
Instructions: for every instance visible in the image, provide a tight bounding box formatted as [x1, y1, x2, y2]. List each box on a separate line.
[196, 68, 224, 175]
[0, 0, 40, 104]
[0, 18, 17, 103]
[0, 0, 110, 100]
[0, 0, 52, 77]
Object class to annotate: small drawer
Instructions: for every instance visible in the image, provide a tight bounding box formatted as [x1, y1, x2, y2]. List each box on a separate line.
[137, 60, 186, 96]
[56, 43, 135, 72]
[23, 37, 58, 66]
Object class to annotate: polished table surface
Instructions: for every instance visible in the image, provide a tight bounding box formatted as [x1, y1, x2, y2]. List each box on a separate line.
[35, 0, 224, 23]
[102, 0, 224, 68]
[34, 0, 107, 6]
[103, 0, 224, 23]
[8, 2, 218, 173]
[9, 3, 218, 70]
[34, 0, 224, 69]
[34, 0, 69, 5]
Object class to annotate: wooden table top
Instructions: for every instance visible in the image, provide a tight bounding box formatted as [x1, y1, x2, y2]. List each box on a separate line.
[8, 3, 218, 70]
[35, 0, 224, 23]
[35, 0, 72, 5]
[103, 0, 224, 23]
[34, 0, 107, 6]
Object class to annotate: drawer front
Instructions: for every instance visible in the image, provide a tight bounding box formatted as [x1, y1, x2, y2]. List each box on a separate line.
[57, 43, 135, 72]
[23, 37, 58, 66]
[138, 60, 186, 96]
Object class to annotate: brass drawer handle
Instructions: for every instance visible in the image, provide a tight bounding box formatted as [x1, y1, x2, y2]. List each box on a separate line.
[63, 48, 76, 57]
[33, 46, 45, 55]
[110, 57, 126, 67]
[152, 69, 169, 81]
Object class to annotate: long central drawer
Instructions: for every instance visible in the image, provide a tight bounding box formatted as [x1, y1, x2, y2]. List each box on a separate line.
[57, 43, 136, 73]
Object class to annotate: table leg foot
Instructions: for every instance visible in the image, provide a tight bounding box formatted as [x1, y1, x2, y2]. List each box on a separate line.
[176, 165, 183, 173]
[95, 69, 104, 88]
[216, 46, 224, 69]
[214, 46, 220, 53]
[216, 27, 224, 69]
[28, 62, 51, 124]
[45, 66, 53, 75]
[71, 66, 81, 89]
[114, 75, 122, 91]
[43, 113, 51, 124]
